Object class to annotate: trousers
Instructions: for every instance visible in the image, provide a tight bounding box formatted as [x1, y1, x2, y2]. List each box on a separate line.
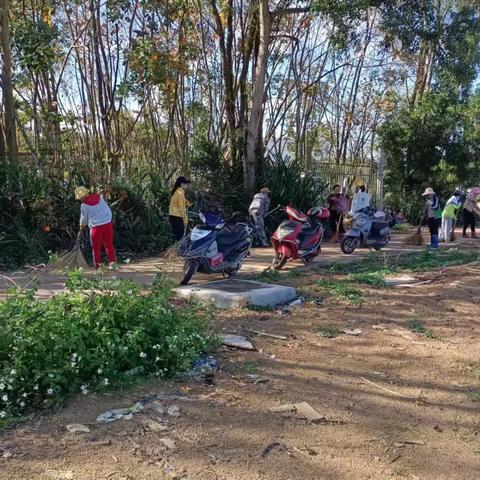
[441, 217, 454, 242]
[169, 215, 185, 242]
[463, 209, 476, 234]
[90, 222, 116, 268]
[251, 213, 269, 246]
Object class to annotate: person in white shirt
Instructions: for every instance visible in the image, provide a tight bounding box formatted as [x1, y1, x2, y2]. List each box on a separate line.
[350, 185, 370, 217]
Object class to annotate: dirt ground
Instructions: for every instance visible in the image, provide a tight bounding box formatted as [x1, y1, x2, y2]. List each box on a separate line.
[2, 254, 480, 480]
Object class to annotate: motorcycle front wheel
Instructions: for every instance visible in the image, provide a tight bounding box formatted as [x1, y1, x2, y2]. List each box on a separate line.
[180, 259, 198, 285]
[340, 236, 358, 255]
[272, 253, 288, 270]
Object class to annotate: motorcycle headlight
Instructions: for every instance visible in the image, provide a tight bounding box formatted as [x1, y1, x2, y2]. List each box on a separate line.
[356, 216, 367, 226]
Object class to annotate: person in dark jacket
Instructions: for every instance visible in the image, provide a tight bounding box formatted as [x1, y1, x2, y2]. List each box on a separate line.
[422, 187, 442, 249]
[327, 184, 348, 237]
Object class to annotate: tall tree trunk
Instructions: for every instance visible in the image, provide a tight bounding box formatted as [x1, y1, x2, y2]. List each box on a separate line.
[244, 0, 270, 195]
[0, 0, 18, 167]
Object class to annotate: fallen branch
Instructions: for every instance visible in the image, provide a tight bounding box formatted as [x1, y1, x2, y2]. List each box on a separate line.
[360, 377, 418, 400]
[244, 328, 288, 340]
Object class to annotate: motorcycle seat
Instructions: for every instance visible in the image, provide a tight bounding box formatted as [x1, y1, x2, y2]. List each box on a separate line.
[216, 225, 248, 247]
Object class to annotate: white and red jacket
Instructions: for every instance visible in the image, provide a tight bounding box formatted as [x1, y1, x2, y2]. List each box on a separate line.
[80, 193, 112, 228]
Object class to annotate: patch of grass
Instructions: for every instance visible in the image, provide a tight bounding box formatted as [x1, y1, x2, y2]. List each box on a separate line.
[256, 269, 281, 282]
[287, 267, 303, 278]
[315, 324, 342, 338]
[467, 387, 480, 403]
[407, 319, 435, 339]
[242, 361, 259, 374]
[348, 271, 389, 288]
[246, 303, 274, 312]
[328, 249, 479, 275]
[316, 279, 364, 305]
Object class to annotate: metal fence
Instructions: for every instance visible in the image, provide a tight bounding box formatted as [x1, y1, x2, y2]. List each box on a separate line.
[315, 161, 381, 206]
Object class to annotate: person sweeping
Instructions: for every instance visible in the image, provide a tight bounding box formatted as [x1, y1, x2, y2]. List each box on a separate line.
[422, 187, 442, 249]
[327, 184, 348, 242]
[75, 186, 117, 269]
[441, 191, 461, 243]
[249, 187, 271, 247]
[462, 187, 480, 238]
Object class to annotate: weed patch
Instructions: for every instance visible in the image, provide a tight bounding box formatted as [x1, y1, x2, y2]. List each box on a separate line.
[256, 269, 281, 282]
[0, 271, 216, 421]
[348, 271, 389, 287]
[315, 324, 342, 338]
[328, 249, 479, 275]
[408, 319, 435, 338]
[316, 280, 364, 305]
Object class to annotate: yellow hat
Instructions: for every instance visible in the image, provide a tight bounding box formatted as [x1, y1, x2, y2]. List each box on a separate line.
[354, 177, 365, 187]
[75, 186, 89, 200]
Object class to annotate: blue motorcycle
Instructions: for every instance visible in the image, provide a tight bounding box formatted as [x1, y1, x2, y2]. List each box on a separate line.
[340, 207, 392, 254]
[177, 212, 253, 285]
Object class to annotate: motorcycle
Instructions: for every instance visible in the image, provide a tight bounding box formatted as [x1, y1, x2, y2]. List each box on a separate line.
[177, 211, 253, 285]
[340, 206, 391, 254]
[271, 206, 330, 270]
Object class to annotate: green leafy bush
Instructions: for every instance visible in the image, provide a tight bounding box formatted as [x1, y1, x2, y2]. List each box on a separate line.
[261, 155, 328, 213]
[0, 272, 216, 420]
[0, 165, 172, 270]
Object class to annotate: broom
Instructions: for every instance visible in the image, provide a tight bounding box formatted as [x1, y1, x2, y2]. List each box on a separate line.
[47, 232, 90, 271]
[331, 212, 343, 243]
[403, 225, 424, 246]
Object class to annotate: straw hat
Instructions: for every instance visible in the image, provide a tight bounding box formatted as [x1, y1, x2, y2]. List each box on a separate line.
[421, 187, 435, 196]
[75, 186, 89, 200]
[261, 187, 271, 193]
[354, 177, 365, 187]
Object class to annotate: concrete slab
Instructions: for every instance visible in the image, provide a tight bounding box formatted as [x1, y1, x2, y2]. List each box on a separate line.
[174, 278, 296, 309]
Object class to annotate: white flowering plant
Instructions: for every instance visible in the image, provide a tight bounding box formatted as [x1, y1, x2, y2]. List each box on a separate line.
[0, 271, 216, 421]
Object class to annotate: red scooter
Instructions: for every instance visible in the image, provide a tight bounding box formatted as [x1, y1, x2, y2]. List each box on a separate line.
[271, 206, 330, 270]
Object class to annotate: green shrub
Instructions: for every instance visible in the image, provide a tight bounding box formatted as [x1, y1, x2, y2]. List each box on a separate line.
[0, 165, 172, 270]
[0, 271, 216, 420]
[260, 155, 328, 230]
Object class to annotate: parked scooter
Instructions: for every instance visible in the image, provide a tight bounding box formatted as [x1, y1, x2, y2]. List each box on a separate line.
[340, 206, 391, 254]
[271, 206, 330, 270]
[177, 212, 253, 285]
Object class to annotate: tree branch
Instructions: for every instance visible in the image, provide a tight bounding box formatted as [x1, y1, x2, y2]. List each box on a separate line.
[273, 7, 310, 18]
[270, 34, 300, 43]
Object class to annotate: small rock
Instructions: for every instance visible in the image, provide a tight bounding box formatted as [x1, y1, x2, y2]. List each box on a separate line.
[66, 424, 91, 434]
[220, 334, 254, 350]
[167, 405, 180, 417]
[150, 401, 166, 415]
[143, 418, 168, 432]
[159, 438, 176, 450]
[342, 328, 362, 336]
[2, 451, 13, 458]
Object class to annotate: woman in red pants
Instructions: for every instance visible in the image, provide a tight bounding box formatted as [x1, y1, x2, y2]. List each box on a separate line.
[75, 186, 117, 269]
